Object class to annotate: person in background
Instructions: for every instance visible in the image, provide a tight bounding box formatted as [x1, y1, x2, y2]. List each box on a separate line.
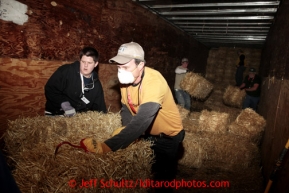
[81, 42, 185, 192]
[45, 47, 107, 116]
[239, 67, 261, 111]
[235, 49, 246, 86]
[174, 58, 191, 110]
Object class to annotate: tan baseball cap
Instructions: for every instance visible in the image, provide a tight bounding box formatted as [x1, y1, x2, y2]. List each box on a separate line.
[109, 42, 145, 64]
[182, 58, 189, 62]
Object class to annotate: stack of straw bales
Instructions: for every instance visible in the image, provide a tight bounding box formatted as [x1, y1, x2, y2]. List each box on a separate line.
[180, 72, 213, 100]
[179, 132, 259, 171]
[4, 112, 153, 193]
[228, 108, 266, 144]
[223, 85, 246, 108]
[179, 108, 265, 172]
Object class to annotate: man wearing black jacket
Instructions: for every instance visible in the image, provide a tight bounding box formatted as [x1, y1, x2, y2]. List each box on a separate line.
[239, 67, 261, 111]
[45, 47, 107, 116]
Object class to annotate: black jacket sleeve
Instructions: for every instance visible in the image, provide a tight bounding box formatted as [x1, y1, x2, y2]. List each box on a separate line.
[45, 65, 70, 108]
[104, 102, 160, 151]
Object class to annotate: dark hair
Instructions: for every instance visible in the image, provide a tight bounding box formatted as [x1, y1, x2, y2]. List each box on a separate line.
[134, 59, 145, 65]
[79, 47, 99, 63]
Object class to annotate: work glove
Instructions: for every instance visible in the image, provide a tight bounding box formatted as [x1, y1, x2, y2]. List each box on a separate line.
[111, 126, 125, 137]
[81, 138, 104, 153]
[61, 101, 76, 117]
[54, 138, 111, 157]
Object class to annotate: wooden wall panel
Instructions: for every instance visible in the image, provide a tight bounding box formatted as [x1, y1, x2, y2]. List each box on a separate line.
[258, 0, 289, 192]
[0, 0, 208, 71]
[259, 79, 289, 193]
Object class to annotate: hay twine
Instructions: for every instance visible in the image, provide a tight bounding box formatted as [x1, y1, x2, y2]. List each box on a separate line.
[4, 111, 153, 193]
[180, 72, 213, 99]
[223, 85, 246, 108]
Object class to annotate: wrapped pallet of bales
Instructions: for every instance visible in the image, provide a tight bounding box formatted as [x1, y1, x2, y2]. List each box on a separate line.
[178, 132, 259, 171]
[177, 105, 190, 120]
[4, 111, 153, 193]
[223, 85, 246, 108]
[198, 110, 229, 133]
[228, 108, 266, 144]
[180, 72, 213, 100]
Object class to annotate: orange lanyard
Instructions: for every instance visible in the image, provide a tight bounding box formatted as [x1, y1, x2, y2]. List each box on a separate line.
[127, 84, 142, 114]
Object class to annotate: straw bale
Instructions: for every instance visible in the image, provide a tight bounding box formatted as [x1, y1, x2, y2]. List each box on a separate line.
[4, 111, 122, 159]
[4, 111, 154, 193]
[178, 132, 259, 171]
[198, 110, 229, 133]
[180, 72, 213, 99]
[11, 139, 152, 193]
[178, 132, 204, 168]
[177, 105, 190, 120]
[228, 108, 266, 144]
[223, 85, 246, 108]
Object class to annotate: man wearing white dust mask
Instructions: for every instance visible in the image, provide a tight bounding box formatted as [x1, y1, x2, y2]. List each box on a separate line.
[104, 42, 185, 193]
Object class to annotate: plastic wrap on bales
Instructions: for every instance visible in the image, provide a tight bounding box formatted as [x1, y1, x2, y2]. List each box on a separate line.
[198, 110, 229, 133]
[4, 111, 153, 193]
[178, 132, 259, 171]
[223, 85, 246, 108]
[177, 105, 190, 120]
[228, 108, 266, 144]
[180, 72, 213, 99]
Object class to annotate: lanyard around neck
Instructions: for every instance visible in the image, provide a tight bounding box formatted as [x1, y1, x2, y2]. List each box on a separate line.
[127, 83, 142, 114]
[80, 73, 93, 94]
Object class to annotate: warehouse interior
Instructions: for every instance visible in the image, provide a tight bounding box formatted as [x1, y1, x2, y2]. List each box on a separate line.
[0, 0, 288, 192]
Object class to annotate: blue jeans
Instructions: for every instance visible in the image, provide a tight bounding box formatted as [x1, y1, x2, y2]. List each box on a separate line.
[174, 89, 191, 110]
[242, 95, 260, 111]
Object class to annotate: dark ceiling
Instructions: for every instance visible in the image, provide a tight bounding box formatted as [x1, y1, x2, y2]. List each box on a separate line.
[133, 0, 281, 49]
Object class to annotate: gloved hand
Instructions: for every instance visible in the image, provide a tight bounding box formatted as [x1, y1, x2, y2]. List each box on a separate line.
[111, 126, 125, 137]
[61, 101, 76, 117]
[54, 138, 111, 157]
[81, 138, 104, 153]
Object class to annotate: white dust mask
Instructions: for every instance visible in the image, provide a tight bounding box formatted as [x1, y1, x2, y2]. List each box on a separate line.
[118, 69, 136, 84]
